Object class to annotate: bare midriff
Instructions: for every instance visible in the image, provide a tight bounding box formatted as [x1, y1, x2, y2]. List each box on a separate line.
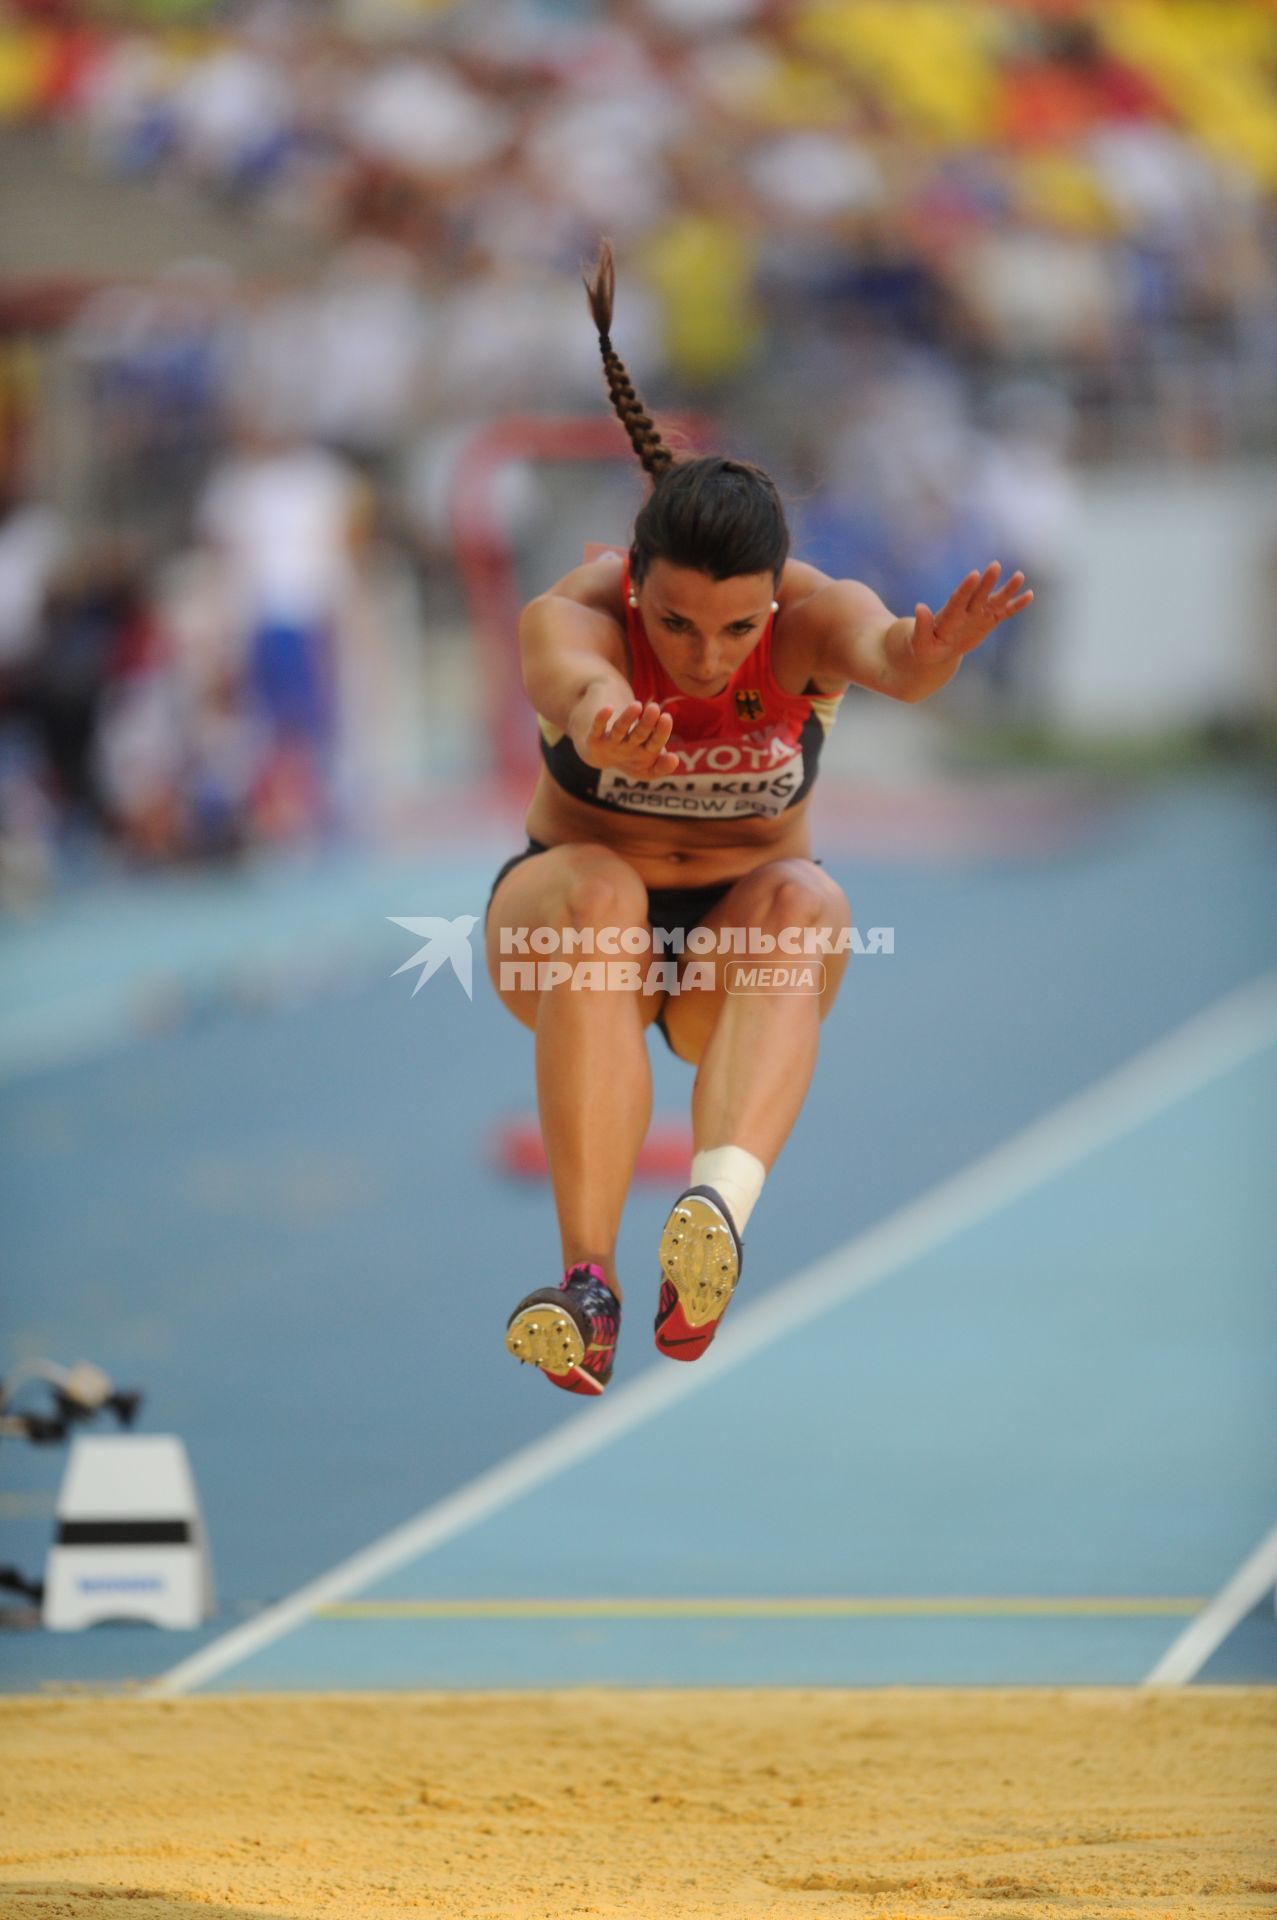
[524, 765, 815, 891]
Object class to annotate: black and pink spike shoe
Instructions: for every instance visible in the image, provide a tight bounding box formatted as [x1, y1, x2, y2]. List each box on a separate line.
[505, 1262, 621, 1396]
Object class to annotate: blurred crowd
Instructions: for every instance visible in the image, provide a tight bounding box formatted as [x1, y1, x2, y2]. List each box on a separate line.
[1, 0, 1275, 894]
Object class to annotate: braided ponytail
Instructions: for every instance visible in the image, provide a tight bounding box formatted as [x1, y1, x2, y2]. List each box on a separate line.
[584, 239, 790, 586]
[583, 239, 673, 480]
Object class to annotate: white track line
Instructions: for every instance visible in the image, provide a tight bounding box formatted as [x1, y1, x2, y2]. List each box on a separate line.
[153, 969, 1277, 1696]
[1143, 1520, 1277, 1686]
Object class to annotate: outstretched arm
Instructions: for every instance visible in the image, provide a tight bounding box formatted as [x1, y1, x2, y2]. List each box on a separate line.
[800, 564, 1034, 702]
[519, 589, 679, 776]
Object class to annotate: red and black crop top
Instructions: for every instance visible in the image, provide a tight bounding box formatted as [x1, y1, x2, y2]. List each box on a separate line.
[538, 556, 843, 822]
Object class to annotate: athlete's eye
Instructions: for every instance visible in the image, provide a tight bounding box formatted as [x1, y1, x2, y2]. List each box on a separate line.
[662, 616, 690, 633]
[728, 621, 758, 636]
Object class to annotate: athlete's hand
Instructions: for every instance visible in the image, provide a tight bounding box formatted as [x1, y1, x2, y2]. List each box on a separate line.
[576, 700, 680, 777]
[911, 563, 1034, 665]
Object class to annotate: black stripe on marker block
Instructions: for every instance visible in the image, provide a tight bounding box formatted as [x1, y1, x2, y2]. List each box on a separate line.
[56, 1520, 192, 1546]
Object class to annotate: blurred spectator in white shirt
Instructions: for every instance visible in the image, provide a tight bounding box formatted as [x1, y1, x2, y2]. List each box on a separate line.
[299, 240, 434, 464]
[173, 41, 295, 193]
[343, 53, 514, 180]
[197, 423, 372, 839]
[0, 491, 67, 676]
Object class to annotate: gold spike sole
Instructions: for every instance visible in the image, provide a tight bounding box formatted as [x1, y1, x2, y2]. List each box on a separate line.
[505, 1304, 584, 1377]
[659, 1195, 740, 1329]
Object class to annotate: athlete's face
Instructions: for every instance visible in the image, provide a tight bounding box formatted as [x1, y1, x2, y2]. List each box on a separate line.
[633, 561, 777, 700]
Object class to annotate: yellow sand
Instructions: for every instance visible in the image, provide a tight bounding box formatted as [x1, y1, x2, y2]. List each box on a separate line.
[1, 1690, 1274, 1918]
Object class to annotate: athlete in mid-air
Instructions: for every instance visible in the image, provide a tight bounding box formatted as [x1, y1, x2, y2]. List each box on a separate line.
[487, 242, 1033, 1396]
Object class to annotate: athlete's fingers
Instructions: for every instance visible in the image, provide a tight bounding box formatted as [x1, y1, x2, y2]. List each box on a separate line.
[596, 702, 676, 770]
[913, 602, 938, 653]
[941, 572, 981, 623]
[954, 589, 1034, 653]
[626, 742, 677, 769]
[616, 700, 657, 743]
[623, 741, 676, 777]
[631, 735, 671, 768]
[588, 705, 614, 739]
[968, 561, 1001, 610]
[988, 570, 1027, 608]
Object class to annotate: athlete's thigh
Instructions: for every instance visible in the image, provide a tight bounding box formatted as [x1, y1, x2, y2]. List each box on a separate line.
[484, 842, 665, 1034]
[659, 858, 851, 1064]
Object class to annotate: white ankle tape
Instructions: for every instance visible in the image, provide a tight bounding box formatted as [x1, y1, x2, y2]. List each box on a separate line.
[690, 1146, 766, 1235]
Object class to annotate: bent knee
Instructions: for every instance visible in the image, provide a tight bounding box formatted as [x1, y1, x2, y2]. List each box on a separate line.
[559, 845, 649, 933]
[740, 861, 850, 934]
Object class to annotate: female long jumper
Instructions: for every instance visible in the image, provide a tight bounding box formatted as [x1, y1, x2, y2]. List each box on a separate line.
[486, 243, 1033, 1396]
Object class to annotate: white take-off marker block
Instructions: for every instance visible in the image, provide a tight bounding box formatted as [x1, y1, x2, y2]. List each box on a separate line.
[43, 1434, 215, 1630]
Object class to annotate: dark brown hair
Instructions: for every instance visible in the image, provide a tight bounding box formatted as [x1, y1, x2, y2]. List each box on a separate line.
[583, 240, 789, 585]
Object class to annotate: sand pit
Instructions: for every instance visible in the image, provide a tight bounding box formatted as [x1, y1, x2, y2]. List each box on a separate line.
[1, 1689, 1274, 1918]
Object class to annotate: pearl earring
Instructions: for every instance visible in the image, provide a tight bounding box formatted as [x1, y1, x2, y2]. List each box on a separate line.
[628, 592, 639, 608]
[771, 599, 780, 613]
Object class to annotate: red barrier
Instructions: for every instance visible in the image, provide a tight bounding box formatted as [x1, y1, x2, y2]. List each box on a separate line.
[491, 1116, 694, 1184]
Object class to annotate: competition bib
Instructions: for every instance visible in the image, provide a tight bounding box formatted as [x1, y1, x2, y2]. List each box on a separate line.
[597, 740, 806, 819]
